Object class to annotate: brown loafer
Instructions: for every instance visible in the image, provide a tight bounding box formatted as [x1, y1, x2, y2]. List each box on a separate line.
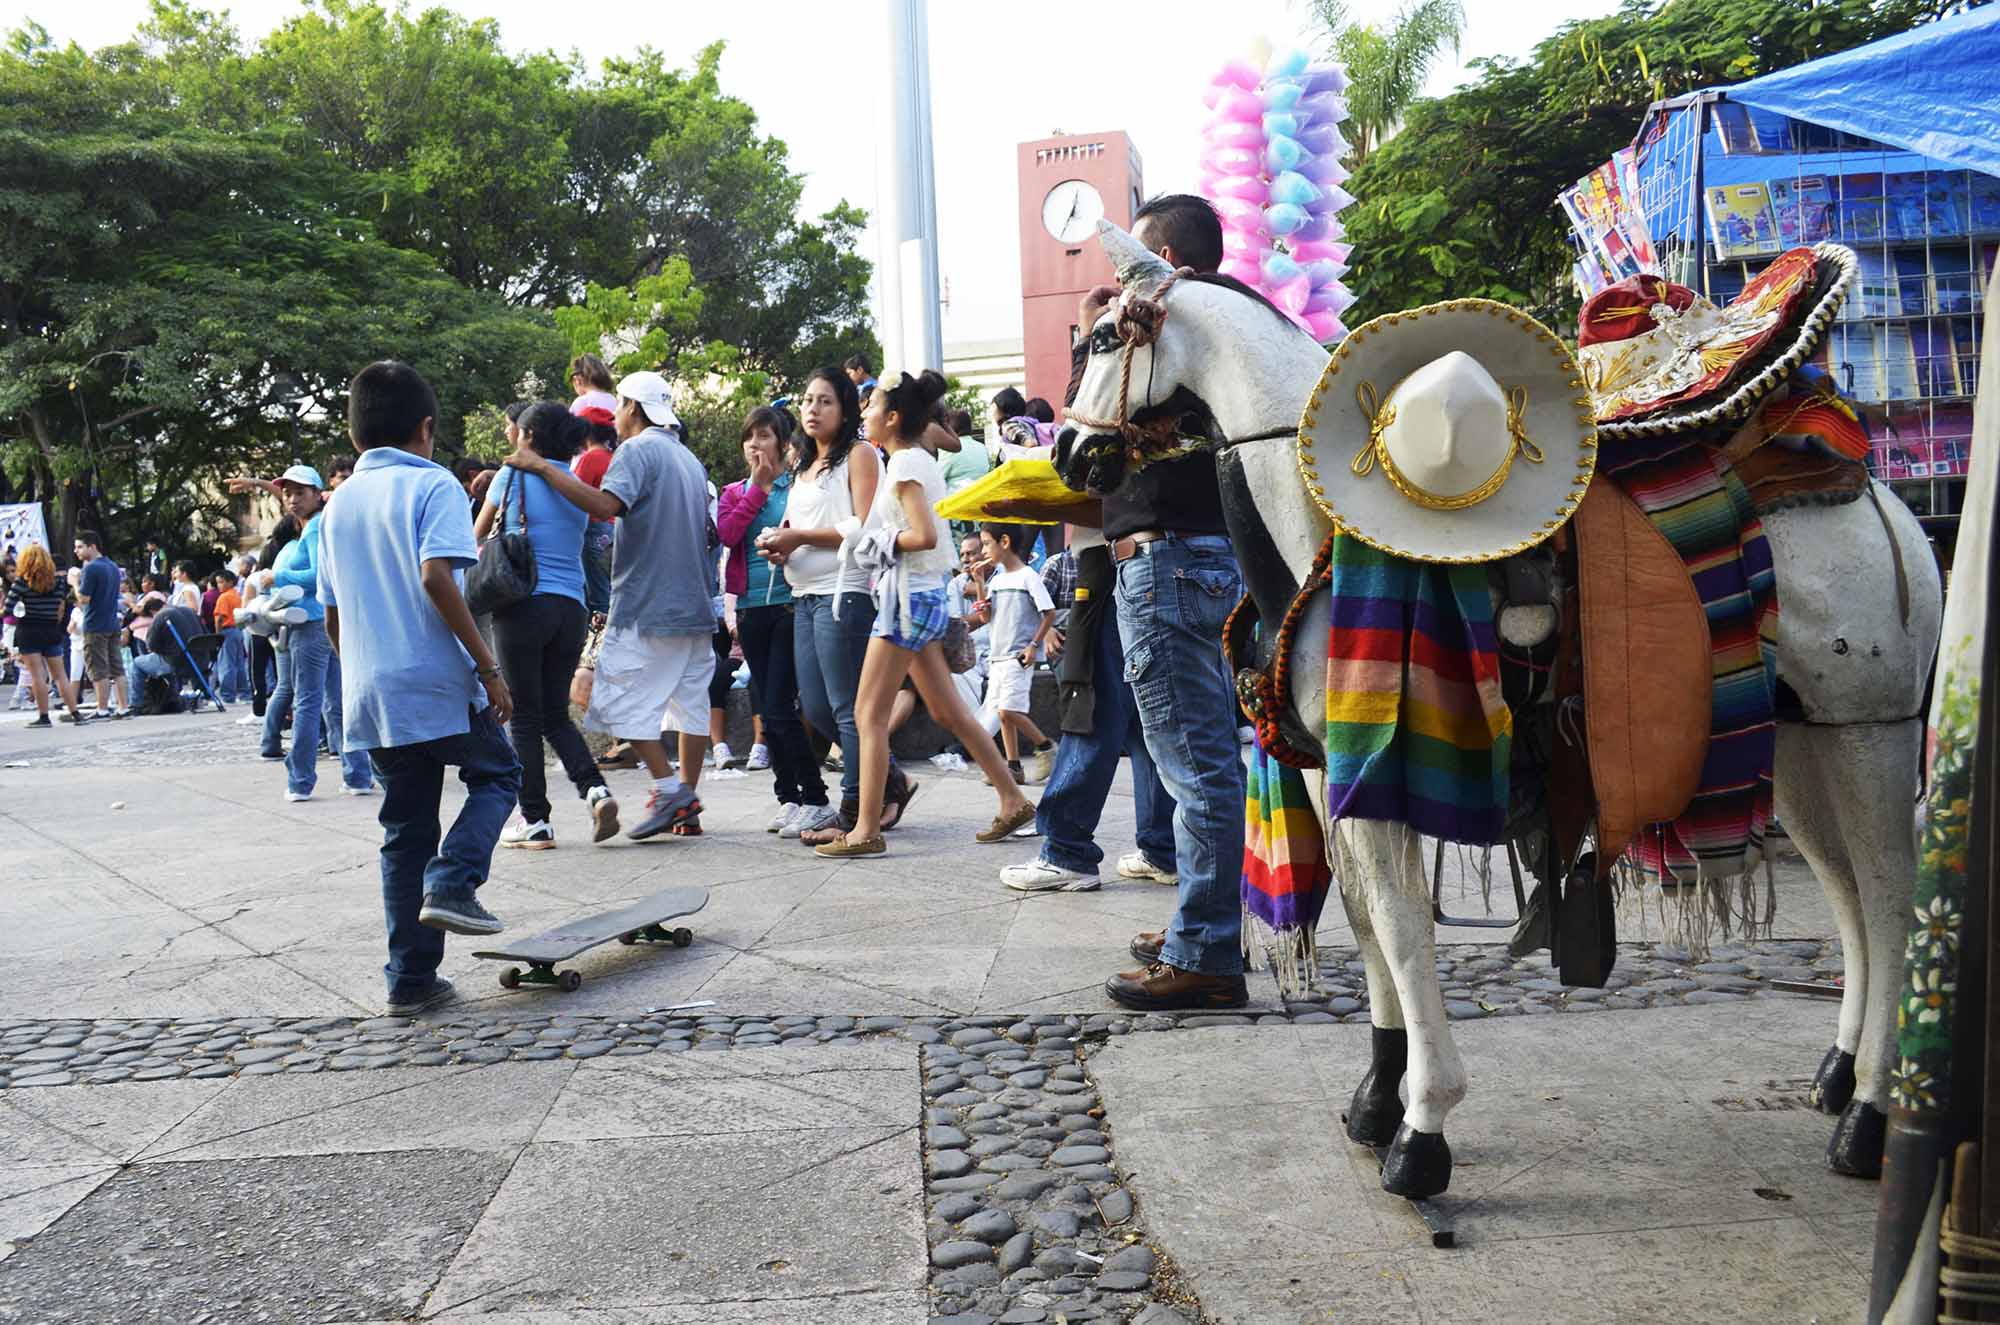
[1129, 931, 1164, 964]
[1104, 962, 1248, 1011]
[976, 801, 1037, 844]
[814, 831, 886, 858]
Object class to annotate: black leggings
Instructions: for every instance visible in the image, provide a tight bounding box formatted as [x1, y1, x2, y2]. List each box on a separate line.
[492, 593, 604, 824]
[707, 621, 735, 710]
[736, 603, 828, 808]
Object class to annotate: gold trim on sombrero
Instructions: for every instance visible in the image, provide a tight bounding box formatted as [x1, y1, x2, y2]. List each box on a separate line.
[1294, 297, 1598, 565]
[1350, 379, 1545, 511]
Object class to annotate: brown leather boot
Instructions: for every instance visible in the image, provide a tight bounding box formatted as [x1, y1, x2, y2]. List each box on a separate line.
[1104, 962, 1248, 1011]
[1129, 931, 1164, 964]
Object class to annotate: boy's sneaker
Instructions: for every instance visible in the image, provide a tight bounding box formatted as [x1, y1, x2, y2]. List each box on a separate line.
[587, 785, 620, 842]
[341, 783, 378, 797]
[261, 747, 286, 760]
[1026, 743, 1056, 786]
[628, 785, 701, 841]
[419, 890, 504, 935]
[716, 742, 746, 770]
[785, 803, 840, 839]
[1117, 850, 1178, 886]
[1001, 859, 1100, 893]
[744, 743, 771, 772]
[284, 789, 311, 803]
[768, 802, 802, 834]
[25, 714, 51, 728]
[501, 818, 556, 850]
[385, 976, 457, 1016]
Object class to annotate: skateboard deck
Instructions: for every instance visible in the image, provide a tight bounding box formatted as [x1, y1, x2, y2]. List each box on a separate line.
[473, 886, 709, 992]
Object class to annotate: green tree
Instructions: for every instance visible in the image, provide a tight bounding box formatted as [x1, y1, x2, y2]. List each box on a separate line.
[1340, 0, 1961, 332]
[1308, 0, 1466, 167]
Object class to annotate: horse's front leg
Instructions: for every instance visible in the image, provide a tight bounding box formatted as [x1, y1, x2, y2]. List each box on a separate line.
[1334, 819, 1466, 1197]
[1335, 841, 1411, 1149]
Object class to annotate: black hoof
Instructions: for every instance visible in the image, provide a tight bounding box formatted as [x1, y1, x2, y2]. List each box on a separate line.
[1826, 1100, 1886, 1179]
[1808, 1045, 1856, 1115]
[1382, 1123, 1452, 1199]
[1345, 1027, 1408, 1148]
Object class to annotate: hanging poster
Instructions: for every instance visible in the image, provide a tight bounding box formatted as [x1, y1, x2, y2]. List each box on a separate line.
[1705, 183, 1780, 258]
[1560, 148, 1660, 293]
[0, 503, 49, 561]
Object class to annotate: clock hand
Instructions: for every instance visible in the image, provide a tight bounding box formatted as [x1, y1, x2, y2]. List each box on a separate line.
[1064, 192, 1079, 233]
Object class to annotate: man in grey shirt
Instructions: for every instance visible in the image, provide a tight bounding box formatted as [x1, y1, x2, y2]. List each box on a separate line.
[504, 370, 714, 840]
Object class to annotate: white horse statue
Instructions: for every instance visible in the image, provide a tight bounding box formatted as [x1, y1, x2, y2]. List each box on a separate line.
[1064, 221, 1943, 1198]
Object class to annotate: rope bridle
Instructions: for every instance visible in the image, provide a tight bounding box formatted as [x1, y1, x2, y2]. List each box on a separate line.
[1066, 270, 1294, 464]
[1227, 526, 1341, 770]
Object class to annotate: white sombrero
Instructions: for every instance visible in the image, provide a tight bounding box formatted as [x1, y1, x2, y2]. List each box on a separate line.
[1296, 300, 1598, 564]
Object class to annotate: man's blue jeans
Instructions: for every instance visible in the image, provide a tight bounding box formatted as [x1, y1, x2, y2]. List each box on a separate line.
[126, 650, 175, 701]
[216, 626, 248, 701]
[583, 524, 613, 618]
[1114, 535, 1246, 976]
[1036, 608, 1177, 876]
[367, 707, 522, 1003]
[263, 621, 372, 795]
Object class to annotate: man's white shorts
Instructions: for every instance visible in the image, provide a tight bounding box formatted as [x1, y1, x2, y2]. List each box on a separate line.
[584, 626, 715, 740]
[981, 655, 1032, 717]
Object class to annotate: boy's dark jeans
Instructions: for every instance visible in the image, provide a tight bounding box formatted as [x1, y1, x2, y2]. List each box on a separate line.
[368, 707, 521, 1002]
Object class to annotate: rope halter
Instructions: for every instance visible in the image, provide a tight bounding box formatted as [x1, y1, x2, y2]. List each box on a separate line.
[1065, 269, 1196, 459]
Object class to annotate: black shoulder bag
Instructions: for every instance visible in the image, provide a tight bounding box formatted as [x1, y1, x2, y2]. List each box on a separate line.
[465, 468, 538, 615]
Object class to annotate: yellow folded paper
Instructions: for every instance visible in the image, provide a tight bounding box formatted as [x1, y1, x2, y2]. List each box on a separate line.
[934, 458, 1094, 525]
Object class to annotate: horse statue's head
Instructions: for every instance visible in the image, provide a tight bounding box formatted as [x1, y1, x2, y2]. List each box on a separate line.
[1055, 220, 1330, 497]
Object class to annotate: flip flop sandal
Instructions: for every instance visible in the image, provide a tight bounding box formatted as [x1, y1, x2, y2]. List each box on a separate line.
[881, 779, 921, 832]
[976, 801, 1038, 844]
[596, 747, 640, 769]
[814, 831, 885, 858]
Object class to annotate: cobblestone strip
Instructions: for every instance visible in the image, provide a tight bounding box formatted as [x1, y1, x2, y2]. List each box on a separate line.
[0, 939, 1843, 1092]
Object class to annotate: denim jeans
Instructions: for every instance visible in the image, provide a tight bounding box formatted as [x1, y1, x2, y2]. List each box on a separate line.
[793, 590, 891, 808]
[126, 650, 175, 701]
[216, 626, 248, 701]
[1036, 607, 1177, 875]
[367, 707, 522, 1003]
[263, 621, 373, 795]
[583, 524, 614, 619]
[492, 593, 604, 824]
[1114, 535, 1246, 976]
[738, 602, 828, 808]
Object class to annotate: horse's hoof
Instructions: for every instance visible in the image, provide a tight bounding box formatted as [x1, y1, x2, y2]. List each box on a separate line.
[1808, 1045, 1856, 1115]
[1345, 1028, 1408, 1147]
[1381, 1124, 1452, 1199]
[1826, 1100, 1886, 1179]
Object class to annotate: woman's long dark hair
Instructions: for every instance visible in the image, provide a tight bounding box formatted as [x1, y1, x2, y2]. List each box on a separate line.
[791, 367, 862, 478]
[258, 515, 302, 571]
[741, 403, 801, 472]
[518, 401, 587, 463]
[878, 370, 950, 442]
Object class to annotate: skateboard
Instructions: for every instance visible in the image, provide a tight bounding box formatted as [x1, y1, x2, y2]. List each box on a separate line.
[472, 886, 709, 992]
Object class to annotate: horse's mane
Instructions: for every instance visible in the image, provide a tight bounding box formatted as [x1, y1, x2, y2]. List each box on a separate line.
[1179, 271, 1316, 340]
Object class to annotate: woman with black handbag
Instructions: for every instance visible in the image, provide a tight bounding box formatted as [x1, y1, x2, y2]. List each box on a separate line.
[474, 403, 618, 849]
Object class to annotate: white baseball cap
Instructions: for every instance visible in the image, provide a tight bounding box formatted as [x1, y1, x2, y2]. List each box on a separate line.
[278, 464, 325, 490]
[615, 371, 681, 430]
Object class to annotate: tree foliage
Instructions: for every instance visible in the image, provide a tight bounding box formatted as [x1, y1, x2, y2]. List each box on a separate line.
[1339, 0, 1965, 333]
[0, 1, 879, 559]
[1309, 0, 1466, 167]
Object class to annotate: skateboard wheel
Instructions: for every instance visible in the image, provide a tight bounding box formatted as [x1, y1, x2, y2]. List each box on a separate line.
[559, 969, 583, 992]
[672, 928, 693, 948]
[499, 967, 521, 990]
[618, 931, 637, 946]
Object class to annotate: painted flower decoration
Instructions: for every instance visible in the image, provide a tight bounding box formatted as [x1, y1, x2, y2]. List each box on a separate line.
[1913, 895, 1961, 960]
[1890, 1060, 1937, 1111]
[1907, 968, 1954, 1025]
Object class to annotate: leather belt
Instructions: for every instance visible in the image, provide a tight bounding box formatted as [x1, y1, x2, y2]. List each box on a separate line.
[1110, 530, 1171, 563]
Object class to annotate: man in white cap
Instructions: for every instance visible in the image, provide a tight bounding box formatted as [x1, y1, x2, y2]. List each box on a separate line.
[505, 370, 715, 838]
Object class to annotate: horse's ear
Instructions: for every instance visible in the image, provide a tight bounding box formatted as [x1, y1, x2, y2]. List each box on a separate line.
[1098, 220, 1171, 297]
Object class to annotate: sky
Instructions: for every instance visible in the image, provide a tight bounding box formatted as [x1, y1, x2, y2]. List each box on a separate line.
[4, 0, 1619, 346]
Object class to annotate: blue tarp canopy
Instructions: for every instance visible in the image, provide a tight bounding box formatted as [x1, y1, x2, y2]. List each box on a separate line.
[1727, 5, 2000, 179]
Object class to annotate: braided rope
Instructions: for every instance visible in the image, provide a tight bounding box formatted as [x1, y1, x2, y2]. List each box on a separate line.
[1065, 270, 1198, 466]
[1232, 526, 1340, 770]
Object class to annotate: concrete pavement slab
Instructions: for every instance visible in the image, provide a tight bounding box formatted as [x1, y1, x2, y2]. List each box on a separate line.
[427, 1126, 923, 1314]
[0, 1078, 230, 1165]
[0, 1148, 513, 1323]
[0, 1163, 116, 1263]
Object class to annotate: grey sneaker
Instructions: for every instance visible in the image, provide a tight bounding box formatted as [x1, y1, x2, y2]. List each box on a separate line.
[386, 976, 458, 1015]
[628, 785, 701, 840]
[784, 802, 840, 840]
[419, 891, 504, 935]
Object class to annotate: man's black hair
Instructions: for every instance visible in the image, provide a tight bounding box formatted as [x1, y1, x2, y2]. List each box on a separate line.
[1133, 193, 1224, 275]
[991, 386, 1028, 419]
[218, 568, 238, 586]
[348, 360, 439, 451]
[76, 529, 103, 550]
[842, 353, 873, 376]
[979, 522, 1031, 557]
[1024, 398, 1055, 424]
[327, 453, 355, 478]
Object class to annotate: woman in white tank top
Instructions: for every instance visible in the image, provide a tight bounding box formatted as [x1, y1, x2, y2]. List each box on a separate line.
[754, 370, 913, 842]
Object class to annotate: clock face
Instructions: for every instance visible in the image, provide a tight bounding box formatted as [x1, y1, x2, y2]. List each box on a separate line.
[1042, 179, 1105, 243]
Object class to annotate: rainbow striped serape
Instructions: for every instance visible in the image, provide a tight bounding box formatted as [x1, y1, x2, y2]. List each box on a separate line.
[1241, 739, 1334, 989]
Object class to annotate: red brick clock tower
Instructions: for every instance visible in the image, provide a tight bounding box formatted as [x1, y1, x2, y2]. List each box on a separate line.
[1017, 131, 1145, 411]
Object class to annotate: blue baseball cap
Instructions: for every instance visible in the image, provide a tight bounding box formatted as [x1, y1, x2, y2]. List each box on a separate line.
[278, 464, 325, 490]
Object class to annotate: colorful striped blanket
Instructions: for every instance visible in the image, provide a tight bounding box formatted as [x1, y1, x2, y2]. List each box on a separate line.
[1601, 436, 1780, 879]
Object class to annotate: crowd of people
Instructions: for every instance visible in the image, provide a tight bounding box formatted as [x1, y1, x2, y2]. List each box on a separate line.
[1, 193, 1258, 1016]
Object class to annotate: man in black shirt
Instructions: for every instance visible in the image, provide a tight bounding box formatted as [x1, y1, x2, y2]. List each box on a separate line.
[1007, 195, 1248, 1009]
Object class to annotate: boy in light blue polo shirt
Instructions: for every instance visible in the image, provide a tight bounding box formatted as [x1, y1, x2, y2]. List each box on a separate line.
[320, 360, 521, 1016]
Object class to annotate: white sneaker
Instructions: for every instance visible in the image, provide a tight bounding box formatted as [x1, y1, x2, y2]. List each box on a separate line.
[587, 785, 620, 843]
[1001, 859, 1100, 893]
[768, 802, 802, 834]
[501, 818, 555, 850]
[1117, 850, 1178, 886]
[341, 783, 378, 797]
[745, 743, 771, 772]
[785, 803, 840, 839]
[285, 790, 311, 803]
[235, 714, 261, 726]
[707, 742, 731, 768]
